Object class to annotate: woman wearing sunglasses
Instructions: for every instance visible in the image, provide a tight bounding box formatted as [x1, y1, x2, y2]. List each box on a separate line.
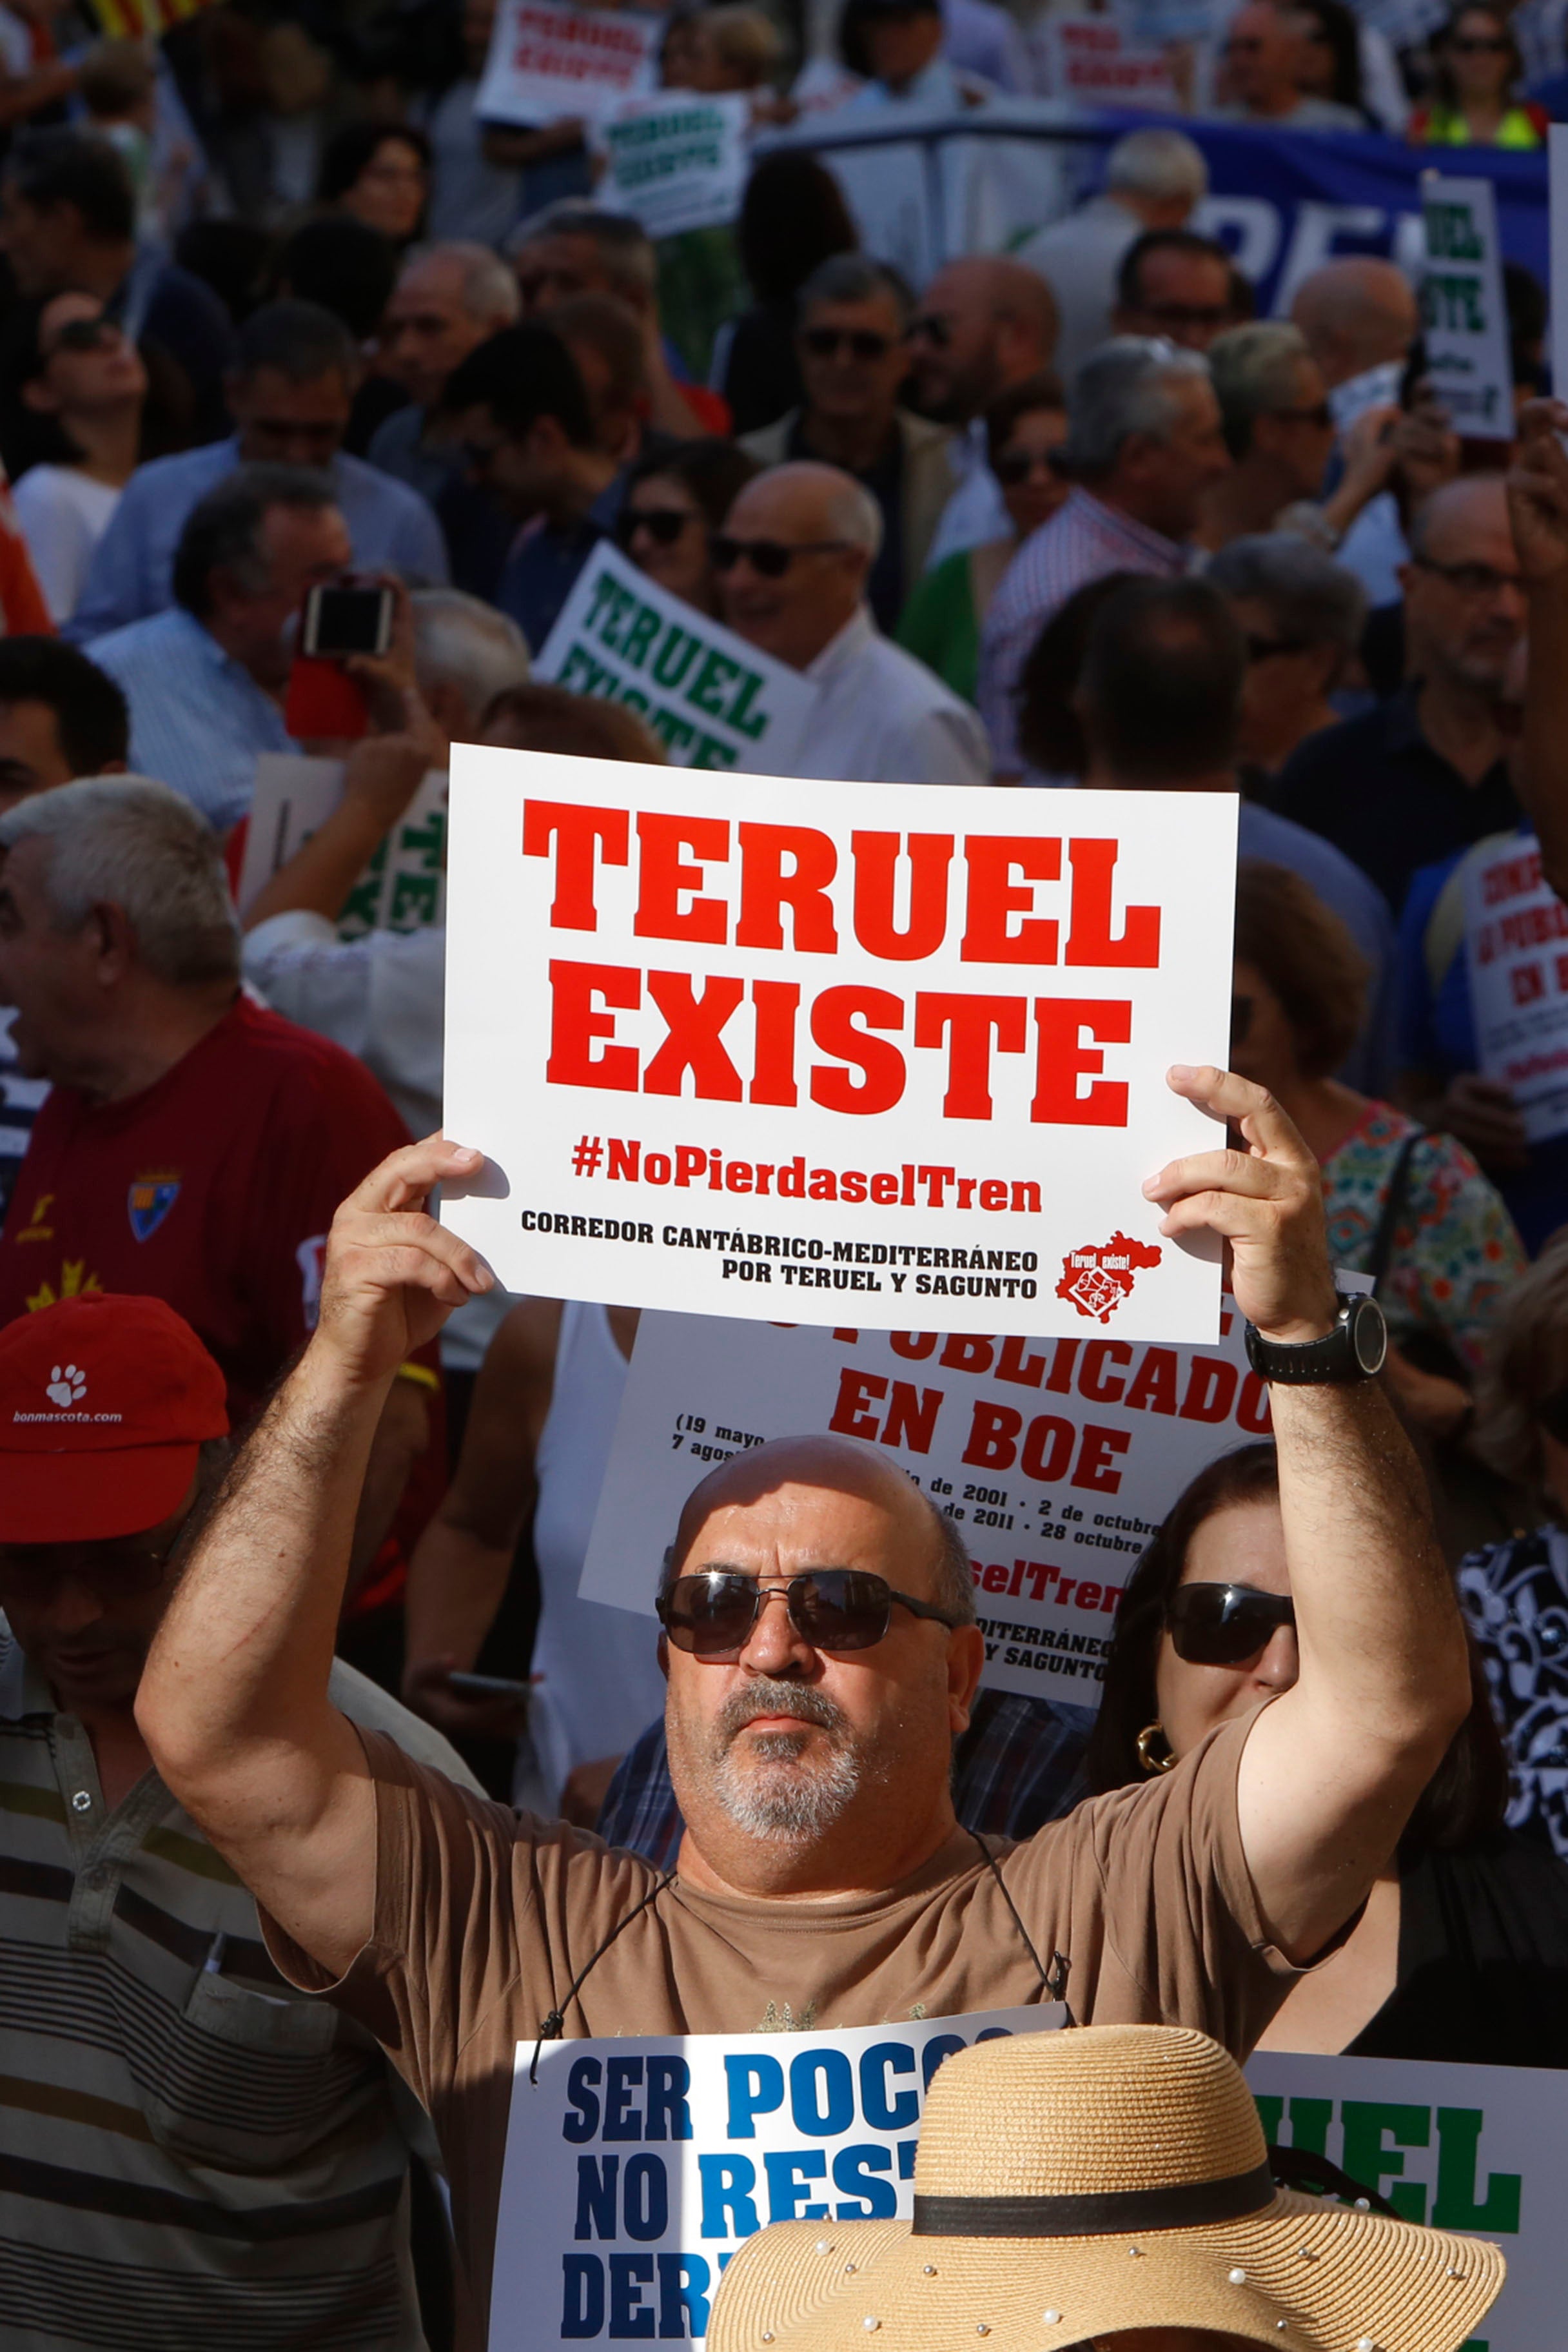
[1408, 4, 1547, 144]
[895, 369, 1067, 704]
[7, 291, 146, 625]
[1088, 1440, 1568, 2064]
[613, 438, 762, 618]
[1231, 859, 1524, 1447]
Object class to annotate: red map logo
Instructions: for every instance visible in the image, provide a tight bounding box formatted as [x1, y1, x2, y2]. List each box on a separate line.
[1056, 1231, 1163, 1324]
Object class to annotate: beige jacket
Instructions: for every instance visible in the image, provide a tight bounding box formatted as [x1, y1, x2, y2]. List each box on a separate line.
[738, 406, 957, 605]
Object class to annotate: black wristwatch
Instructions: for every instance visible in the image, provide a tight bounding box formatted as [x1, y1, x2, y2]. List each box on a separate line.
[1244, 1291, 1387, 1386]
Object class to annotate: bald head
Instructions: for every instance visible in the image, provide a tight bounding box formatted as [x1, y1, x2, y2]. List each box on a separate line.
[718, 463, 881, 669]
[1401, 470, 1523, 698]
[909, 257, 1059, 424]
[1289, 259, 1417, 389]
[1407, 471, 1508, 562]
[671, 1432, 974, 1620]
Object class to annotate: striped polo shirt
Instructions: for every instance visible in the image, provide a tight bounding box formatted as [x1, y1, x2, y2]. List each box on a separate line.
[0, 1632, 476, 2351]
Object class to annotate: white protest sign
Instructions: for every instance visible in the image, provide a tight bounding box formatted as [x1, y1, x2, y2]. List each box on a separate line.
[489, 2007, 1064, 2351]
[439, 756, 1237, 1338]
[1246, 2048, 1545, 2352]
[236, 754, 447, 937]
[1032, 18, 1179, 110]
[1420, 173, 1513, 442]
[582, 1302, 1269, 1700]
[475, 0, 662, 127]
[594, 90, 750, 239]
[1463, 832, 1568, 1144]
[531, 540, 819, 773]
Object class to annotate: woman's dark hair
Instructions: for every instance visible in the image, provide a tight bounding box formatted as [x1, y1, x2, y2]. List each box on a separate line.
[266, 215, 399, 341]
[1085, 1440, 1511, 1852]
[738, 152, 858, 306]
[623, 437, 763, 532]
[316, 119, 431, 207]
[1431, 2, 1522, 109]
[1234, 857, 1369, 1080]
[983, 368, 1067, 475]
[1293, 0, 1366, 111]
[1015, 569, 1137, 777]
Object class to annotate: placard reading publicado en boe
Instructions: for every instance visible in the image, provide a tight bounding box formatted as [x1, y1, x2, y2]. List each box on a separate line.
[440, 749, 1237, 1340]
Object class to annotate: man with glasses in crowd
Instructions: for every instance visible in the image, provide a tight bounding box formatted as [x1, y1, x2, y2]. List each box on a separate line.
[715, 458, 990, 783]
[136, 1079, 1470, 2349]
[1213, 0, 1364, 126]
[903, 254, 1060, 570]
[741, 254, 956, 628]
[1272, 473, 1524, 912]
[1110, 229, 1237, 354]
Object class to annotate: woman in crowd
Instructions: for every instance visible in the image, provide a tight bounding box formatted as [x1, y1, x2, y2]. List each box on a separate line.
[614, 438, 761, 618]
[714, 150, 859, 435]
[1088, 1442, 1568, 2063]
[1231, 858, 1524, 1441]
[1460, 1244, 1568, 1863]
[317, 119, 431, 246]
[1208, 532, 1366, 786]
[1408, 3, 1548, 144]
[9, 291, 146, 624]
[895, 368, 1068, 705]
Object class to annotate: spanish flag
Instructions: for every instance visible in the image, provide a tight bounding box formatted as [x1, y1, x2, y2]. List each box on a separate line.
[82, 0, 216, 36]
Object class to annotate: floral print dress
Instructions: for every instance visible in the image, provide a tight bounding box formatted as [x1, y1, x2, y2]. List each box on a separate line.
[1321, 1101, 1527, 1372]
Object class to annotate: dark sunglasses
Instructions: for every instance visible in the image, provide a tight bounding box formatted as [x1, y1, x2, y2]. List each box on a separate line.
[1166, 1582, 1295, 1667]
[0, 1533, 181, 1600]
[1451, 34, 1509, 50]
[802, 326, 897, 362]
[1244, 632, 1313, 663]
[1269, 400, 1334, 431]
[46, 317, 119, 356]
[615, 506, 694, 549]
[658, 1567, 962, 1660]
[710, 534, 848, 578]
[908, 312, 952, 347]
[995, 447, 1061, 487]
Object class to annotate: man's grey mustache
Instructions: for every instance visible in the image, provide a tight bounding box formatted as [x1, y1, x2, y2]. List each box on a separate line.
[716, 1680, 848, 1743]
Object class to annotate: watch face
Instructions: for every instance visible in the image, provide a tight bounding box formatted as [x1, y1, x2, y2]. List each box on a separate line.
[1351, 1295, 1388, 1375]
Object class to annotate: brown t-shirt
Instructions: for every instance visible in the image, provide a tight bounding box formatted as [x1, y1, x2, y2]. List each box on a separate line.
[265, 1714, 1291, 2341]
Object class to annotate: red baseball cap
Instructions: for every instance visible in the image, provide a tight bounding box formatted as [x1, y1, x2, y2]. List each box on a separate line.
[0, 1294, 230, 1544]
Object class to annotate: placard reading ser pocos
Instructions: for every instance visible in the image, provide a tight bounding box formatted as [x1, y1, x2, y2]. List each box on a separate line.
[440, 749, 1237, 1341]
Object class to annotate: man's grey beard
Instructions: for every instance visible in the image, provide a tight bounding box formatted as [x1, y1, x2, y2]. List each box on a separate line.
[705, 1679, 865, 1842]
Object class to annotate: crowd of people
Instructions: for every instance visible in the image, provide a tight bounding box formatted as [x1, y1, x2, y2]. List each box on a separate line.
[0, 5, 1563, 2352]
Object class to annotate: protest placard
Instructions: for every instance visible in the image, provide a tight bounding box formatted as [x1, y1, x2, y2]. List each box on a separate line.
[595, 90, 750, 239]
[475, 0, 662, 128]
[1462, 830, 1568, 1144]
[488, 2006, 1064, 2352]
[1032, 18, 1179, 110]
[235, 754, 447, 937]
[1246, 2048, 1547, 2352]
[581, 1302, 1268, 1700]
[439, 753, 1237, 1339]
[1420, 172, 1512, 442]
[531, 542, 819, 773]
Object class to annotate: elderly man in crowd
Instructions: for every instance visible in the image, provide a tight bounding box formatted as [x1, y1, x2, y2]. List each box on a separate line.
[1111, 229, 1236, 353]
[0, 776, 429, 1561]
[1273, 474, 1523, 912]
[1199, 319, 1398, 553]
[978, 336, 1230, 778]
[905, 254, 1059, 568]
[1019, 126, 1208, 382]
[135, 1076, 1469, 2347]
[741, 255, 956, 627]
[366, 241, 522, 505]
[83, 465, 350, 830]
[509, 199, 723, 439]
[717, 459, 990, 784]
[1216, 0, 1364, 125]
[1289, 257, 1426, 605]
[71, 301, 446, 642]
[0, 1288, 480, 2351]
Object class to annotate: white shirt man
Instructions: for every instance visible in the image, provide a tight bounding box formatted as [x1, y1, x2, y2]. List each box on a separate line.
[718, 458, 990, 786]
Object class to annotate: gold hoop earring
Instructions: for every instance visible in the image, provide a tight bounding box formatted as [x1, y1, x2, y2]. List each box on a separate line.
[1136, 1721, 1175, 1775]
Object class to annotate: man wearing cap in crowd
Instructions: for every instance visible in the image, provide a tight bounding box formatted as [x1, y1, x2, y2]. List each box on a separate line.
[709, 2026, 1504, 2352]
[0, 1289, 482, 2350]
[135, 1059, 1470, 2349]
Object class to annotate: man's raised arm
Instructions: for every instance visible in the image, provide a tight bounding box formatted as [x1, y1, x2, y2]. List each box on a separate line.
[136, 1137, 493, 1981]
[1145, 1068, 1471, 1964]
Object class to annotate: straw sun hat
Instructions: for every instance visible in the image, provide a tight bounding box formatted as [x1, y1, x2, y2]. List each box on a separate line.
[709, 2027, 1504, 2352]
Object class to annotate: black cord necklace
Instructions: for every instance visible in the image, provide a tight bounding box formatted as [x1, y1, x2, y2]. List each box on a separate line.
[970, 1828, 1073, 2014]
[528, 1866, 678, 2085]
